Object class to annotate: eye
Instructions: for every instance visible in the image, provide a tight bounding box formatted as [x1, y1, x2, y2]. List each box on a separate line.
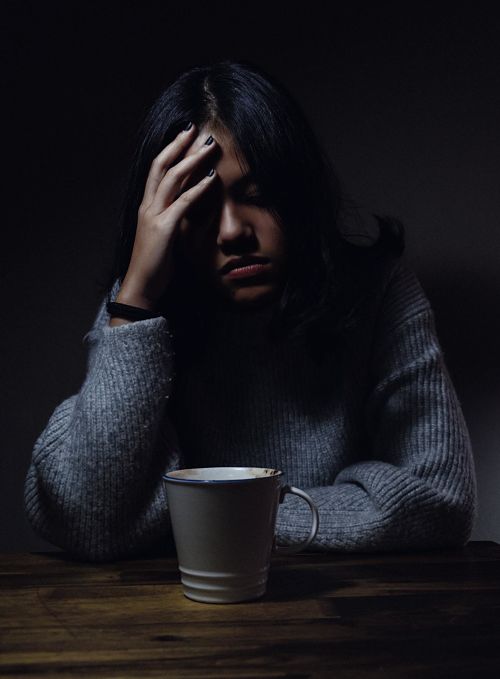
[242, 192, 267, 206]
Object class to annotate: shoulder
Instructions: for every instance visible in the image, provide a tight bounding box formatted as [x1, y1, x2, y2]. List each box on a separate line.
[339, 213, 430, 327]
[336, 252, 434, 354]
[376, 258, 432, 329]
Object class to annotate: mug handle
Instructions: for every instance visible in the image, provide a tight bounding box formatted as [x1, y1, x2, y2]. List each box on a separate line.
[273, 485, 319, 555]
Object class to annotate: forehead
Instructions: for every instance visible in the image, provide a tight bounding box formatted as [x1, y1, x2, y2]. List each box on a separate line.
[184, 124, 252, 186]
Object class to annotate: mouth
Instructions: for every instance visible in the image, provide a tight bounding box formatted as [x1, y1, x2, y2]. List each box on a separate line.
[219, 256, 270, 276]
[223, 262, 271, 279]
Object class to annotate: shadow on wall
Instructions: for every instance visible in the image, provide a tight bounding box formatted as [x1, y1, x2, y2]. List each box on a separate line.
[421, 265, 500, 543]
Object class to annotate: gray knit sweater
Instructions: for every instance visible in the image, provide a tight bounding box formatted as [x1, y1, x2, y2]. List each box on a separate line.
[24, 258, 477, 561]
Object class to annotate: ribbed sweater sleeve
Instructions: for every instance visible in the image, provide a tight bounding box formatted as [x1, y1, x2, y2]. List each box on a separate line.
[24, 282, 181, 561]
[275, 262, 477, 552]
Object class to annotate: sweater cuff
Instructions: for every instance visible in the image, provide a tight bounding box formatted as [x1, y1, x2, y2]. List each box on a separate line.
[89, 314, 174, 367]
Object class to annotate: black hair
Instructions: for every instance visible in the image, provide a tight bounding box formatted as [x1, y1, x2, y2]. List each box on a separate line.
[102, 58, 404, 366]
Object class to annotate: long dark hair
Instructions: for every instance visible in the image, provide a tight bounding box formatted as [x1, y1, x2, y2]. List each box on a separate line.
[102, 58, 404, 365]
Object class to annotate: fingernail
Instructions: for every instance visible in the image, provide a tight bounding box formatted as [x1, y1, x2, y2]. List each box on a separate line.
[204, 135, 214, 145]
[207, 168, 215, 176]
[183, 121, 193, 131]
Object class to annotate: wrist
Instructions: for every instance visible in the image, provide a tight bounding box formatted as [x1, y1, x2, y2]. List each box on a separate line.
[107, 301, 162, 323]
[108, 316, 133, 327]
[115, 286, 159, 312]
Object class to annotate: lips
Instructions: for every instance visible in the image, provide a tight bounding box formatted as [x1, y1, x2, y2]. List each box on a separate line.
[219, 256, 270, 276]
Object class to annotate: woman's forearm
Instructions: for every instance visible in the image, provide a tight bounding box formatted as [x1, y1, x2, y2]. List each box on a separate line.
[24, 314, 179, 561]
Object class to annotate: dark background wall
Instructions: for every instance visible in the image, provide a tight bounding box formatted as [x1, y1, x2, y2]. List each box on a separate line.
[3, 2, 499, 551]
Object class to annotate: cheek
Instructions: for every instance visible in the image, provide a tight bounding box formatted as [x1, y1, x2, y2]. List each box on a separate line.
[265, 223, 286, 255]
[255, 210, 284, 244]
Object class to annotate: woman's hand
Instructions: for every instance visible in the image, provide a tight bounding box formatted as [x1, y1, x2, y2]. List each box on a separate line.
[115, 124, 218, 312]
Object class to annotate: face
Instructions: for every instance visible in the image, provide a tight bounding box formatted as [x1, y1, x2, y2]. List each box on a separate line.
[177, 125, 287, 312]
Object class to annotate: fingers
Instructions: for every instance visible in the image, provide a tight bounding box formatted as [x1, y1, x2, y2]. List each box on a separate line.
[164, 167, 218, 227]
[141, 124, 200, 210]
[151, 135, 218, 214]
[127, 125, 219, 305]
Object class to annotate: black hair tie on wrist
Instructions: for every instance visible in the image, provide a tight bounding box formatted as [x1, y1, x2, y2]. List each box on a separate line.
[106, 301, 163, 322]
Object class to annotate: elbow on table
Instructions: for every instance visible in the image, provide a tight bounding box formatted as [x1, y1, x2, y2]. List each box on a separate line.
[25, 509, 147, 563]
[444, 495, 477, 547]
[24, 470, 144, 563]
[367, 482, 477, 553]
[413, 489, 477, 551]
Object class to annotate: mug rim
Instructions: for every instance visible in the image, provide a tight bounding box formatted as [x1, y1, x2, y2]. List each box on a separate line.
[162, 466, 283, 484]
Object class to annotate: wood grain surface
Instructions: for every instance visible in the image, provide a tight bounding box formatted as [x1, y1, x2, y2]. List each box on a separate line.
[1, 542, 499, 678]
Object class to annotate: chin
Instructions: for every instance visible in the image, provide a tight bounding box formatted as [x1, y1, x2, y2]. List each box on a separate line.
[219, 283, 280, 311]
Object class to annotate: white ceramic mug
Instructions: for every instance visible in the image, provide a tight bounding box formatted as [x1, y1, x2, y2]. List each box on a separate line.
[163, 467, 319, 604]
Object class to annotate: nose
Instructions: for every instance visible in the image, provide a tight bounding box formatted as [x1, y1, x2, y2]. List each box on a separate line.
[216, 199, 254, 248]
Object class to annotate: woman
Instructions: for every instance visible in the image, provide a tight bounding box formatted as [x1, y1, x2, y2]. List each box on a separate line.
[24, 59, 477, 561]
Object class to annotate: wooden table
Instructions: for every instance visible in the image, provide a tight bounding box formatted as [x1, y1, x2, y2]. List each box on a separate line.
[1, 541, 499, 678]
